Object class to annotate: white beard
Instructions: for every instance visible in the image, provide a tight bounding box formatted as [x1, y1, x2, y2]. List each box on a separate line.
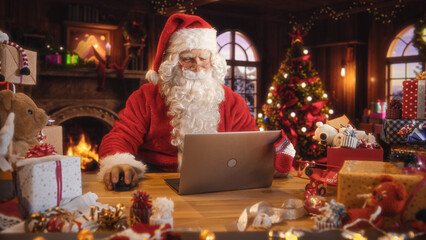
[160, 67, 225, 155]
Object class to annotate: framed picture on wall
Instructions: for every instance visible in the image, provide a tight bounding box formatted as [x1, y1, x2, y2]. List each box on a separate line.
[65, 21, 117, 63]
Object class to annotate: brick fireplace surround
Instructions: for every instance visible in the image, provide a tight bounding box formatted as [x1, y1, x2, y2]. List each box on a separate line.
[26, 68, 145, 153]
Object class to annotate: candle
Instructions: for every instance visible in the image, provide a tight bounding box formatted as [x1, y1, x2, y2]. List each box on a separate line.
[105, 42, 111, 56]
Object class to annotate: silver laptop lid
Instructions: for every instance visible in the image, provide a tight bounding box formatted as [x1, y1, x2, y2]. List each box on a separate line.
[179, 130, 281, 195]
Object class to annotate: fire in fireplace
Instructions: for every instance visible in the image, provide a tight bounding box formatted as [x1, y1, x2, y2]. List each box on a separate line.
[62, 116, 111, 171]
[66, 133, 99, 170]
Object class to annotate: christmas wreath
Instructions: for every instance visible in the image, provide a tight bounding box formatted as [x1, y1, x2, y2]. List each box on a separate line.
[413, 17, 426, 60]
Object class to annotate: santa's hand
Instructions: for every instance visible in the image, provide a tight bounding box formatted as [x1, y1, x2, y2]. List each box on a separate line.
[103, 164, 138, 191]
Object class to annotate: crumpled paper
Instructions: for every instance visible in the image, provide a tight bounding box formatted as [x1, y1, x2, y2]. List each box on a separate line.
[237, 199, 305, 231]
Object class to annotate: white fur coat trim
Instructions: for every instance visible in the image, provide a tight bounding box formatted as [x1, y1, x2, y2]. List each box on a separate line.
[97, 153, 147, 181]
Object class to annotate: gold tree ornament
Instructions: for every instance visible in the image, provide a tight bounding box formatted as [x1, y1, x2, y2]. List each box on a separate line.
[77, 229, 94, 240]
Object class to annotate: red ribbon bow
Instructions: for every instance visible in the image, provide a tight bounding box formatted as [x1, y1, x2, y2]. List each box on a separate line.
[25, 143, 57, 158]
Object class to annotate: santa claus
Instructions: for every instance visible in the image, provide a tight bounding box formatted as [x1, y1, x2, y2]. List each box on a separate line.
[98, 13, 259, 190]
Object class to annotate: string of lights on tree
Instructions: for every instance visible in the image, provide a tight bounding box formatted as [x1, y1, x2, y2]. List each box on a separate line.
[151, 0, 197, 15]
[289, 0, 407, 33]
[413, 14, 426, 61]
[257, 29, 333, 161]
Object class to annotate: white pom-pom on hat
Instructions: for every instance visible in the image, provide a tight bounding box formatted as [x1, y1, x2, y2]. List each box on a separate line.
[146, 70, 160, 85]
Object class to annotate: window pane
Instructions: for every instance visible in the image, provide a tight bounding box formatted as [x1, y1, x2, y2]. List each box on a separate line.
[246, 47, 256, 62]
[245, 94, 255, 107]
[390, 63, 405, 79]
[235, 45, 247, 61]
[246, 81, 256, 94]
[404, 43, 419, 56]
[234, 80, 244, 94]
[401, 27, 414, 43]
[235, 66, 245, 79]
[407, 62, 422, 78]
[392, 40, 405, 57]
[234, 66, 246, 93]
[235, 32, 250, 50]
[217, 31, 231, 47]
[390, 79, 404, 98]
[224, 65, 231, 87]
[219, 43, 232, 60]
[233, 66, 245, 94]
[247, 66, 257, 80]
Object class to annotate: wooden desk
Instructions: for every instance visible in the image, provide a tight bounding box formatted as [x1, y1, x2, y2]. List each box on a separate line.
[82, 171, 334, 232]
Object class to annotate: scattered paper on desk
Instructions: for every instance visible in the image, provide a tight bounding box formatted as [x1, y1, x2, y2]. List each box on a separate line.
[237, 200, 306, 231]
[1, 192, 107, 233]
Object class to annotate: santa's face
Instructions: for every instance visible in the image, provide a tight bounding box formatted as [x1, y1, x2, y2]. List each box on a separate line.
[178, 49, 211, 72]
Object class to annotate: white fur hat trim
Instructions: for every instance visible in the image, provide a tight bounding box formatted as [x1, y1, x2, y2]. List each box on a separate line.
[166, 28, 218, 55]
[97, 153, 147, 181]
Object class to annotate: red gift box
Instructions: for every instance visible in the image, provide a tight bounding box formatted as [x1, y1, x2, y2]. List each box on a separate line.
[402, 80, 426, 119]
[327, 147, 383, 172]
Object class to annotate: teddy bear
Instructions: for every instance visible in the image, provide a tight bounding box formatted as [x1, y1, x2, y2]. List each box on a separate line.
[343, 175, 407, 228]
[0, 90, 48, 159]
[312, 122, 338, 146]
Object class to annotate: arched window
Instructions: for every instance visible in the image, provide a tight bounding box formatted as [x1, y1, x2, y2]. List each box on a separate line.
[386, 25, 425, 100]
[217, 31, 259, 116]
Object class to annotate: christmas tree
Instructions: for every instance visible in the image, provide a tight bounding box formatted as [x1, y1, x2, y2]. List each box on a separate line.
[257, 29, 333, 160]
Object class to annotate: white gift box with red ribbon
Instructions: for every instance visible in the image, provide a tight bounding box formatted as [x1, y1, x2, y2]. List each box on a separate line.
[15, 155, 82, 215]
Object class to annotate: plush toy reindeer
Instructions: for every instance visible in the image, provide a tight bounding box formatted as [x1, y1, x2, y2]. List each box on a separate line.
[0, 31, 30, 82]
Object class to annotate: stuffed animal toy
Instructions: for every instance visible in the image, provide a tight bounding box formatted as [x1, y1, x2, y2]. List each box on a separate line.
[0, 90, 48, 159]
[344, 175, 407, 228]
[313, 122, 338, 146]
[0, 31, 30, 82]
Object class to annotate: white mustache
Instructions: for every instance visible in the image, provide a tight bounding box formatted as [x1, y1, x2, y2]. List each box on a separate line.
[182, 68, 210, 80]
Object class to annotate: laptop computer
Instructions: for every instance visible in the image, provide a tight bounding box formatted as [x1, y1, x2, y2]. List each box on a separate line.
[164, 130, 281, 195]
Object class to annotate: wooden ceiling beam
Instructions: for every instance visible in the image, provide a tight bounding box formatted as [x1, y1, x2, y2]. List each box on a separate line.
[165, 0, 221, 16]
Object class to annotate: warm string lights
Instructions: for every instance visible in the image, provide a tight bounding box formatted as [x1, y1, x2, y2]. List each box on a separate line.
[268, 227, 425, 240]
[289, 0, 407, 33]
[151, 0, 197, 15]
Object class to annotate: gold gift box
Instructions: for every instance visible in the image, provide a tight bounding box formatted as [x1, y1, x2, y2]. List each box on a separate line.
[337, 160, 426, 221]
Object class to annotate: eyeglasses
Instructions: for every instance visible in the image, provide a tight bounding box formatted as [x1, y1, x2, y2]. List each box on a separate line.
[178, 50, 211, 70]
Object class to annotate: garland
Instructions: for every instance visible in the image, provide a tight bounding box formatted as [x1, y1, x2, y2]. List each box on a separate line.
[413, 17, 426, 60]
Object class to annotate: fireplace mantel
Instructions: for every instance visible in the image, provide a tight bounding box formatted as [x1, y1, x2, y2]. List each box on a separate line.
[39, 68, 147, 82]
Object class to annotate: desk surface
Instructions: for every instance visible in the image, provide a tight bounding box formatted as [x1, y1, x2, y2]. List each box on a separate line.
[82, 171, 335, 232]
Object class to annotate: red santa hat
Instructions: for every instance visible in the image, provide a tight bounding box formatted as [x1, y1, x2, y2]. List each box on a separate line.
[146, 13, 218, 84]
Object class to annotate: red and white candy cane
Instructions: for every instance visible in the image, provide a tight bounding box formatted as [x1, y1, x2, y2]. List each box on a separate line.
[398, 123, 415, 137]
[1, 39, 31, 75]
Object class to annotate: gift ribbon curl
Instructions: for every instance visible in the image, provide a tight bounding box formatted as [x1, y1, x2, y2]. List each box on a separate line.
[237, 199, 305, 231]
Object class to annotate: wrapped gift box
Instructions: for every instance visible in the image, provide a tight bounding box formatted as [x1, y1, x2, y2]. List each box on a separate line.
[42, 126, 63, 155]
[45, 54, 62, 65]
[15, 155, 81, 215]
[337, 160, 426, 222]
[327, 147, 383, 172]
[381, 119, 426, 144]
[0, 44, 37, 85]
[402, 80, 426, 119]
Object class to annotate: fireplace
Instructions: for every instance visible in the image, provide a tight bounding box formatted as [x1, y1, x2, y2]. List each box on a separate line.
[27, 68, 145, 168]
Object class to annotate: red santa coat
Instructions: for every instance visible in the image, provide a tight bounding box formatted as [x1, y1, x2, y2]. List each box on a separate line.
[98, 83, 258, 173]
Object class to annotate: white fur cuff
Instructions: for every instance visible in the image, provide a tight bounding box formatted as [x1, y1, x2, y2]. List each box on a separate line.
[97, 153, 147, 181]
